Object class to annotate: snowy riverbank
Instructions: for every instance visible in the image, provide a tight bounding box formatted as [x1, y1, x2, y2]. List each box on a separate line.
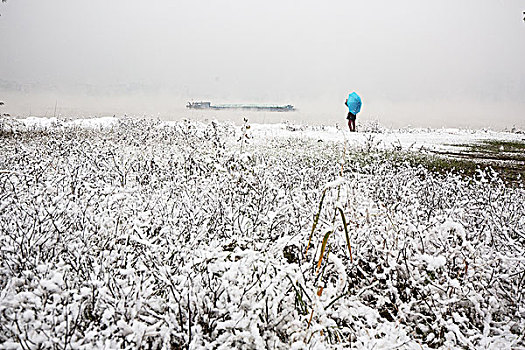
[14, 115, 525, 152]
[0, 117, 524, 349]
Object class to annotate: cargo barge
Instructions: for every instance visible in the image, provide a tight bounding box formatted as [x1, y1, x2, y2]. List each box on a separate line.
[186, 101, 295, 112]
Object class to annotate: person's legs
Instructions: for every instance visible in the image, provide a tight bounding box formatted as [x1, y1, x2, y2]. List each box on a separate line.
[347, 112, 356, 132]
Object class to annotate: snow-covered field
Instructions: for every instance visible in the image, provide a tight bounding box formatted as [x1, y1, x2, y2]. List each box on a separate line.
[0, 117, 524, 349]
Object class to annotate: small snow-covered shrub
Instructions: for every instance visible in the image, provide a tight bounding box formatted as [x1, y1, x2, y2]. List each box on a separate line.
[0, 117, 523, 349]
[357, 120, 386, 134]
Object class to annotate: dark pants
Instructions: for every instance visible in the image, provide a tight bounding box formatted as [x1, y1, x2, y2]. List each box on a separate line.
[347, 112, 356, 132]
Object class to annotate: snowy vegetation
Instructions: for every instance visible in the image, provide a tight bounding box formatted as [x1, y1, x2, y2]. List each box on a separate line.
[0, 117, 524, 349]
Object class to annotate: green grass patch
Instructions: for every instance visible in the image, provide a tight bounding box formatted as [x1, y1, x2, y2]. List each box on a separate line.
[408, 151, 524, 185]
[346, 148, 524, 186]
[450, 140, 525, 162]
[407, 153, 479, 175]
[470, 139, 525, 154]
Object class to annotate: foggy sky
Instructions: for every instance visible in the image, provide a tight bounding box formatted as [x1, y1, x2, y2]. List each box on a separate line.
[1, 0, 524, 128]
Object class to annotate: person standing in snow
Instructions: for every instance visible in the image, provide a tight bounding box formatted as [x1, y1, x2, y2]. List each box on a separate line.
[345, 92, 362, 132]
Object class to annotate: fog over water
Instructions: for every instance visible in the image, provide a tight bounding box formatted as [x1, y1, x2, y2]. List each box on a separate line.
[1, 0, 524, 129]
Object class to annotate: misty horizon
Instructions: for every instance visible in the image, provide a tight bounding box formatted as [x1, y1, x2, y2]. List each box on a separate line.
[1, 0, 524, 129]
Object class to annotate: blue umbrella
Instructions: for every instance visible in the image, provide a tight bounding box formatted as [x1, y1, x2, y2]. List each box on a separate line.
[346, 92, 362, 115]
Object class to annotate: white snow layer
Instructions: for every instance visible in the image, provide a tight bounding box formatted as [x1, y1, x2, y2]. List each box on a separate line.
[0, 116, 523, 349]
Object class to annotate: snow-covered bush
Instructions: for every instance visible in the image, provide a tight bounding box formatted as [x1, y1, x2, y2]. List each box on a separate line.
[357, 120, 387, 134]
[0, 117, 523, 349]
